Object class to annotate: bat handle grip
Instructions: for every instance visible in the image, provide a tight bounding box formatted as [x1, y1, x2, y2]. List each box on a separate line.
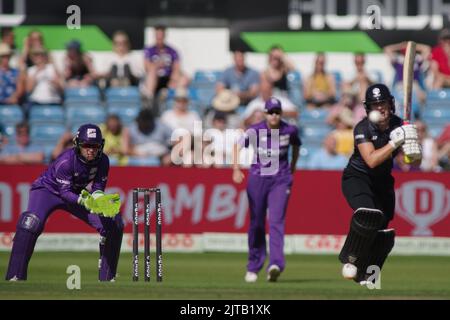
[402, 120, 413, 164]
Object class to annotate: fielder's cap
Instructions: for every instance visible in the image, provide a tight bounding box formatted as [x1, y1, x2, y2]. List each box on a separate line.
[264, 97, 282, 112]
[0, 43, 12, 56]
[174, 87, 189, 100]
[212, 89, 240, 112]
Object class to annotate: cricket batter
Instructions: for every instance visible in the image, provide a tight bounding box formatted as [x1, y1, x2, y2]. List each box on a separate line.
[233, 97, 300, 283]
[339, 84, 422, 284]
[5, 124, 123, 282]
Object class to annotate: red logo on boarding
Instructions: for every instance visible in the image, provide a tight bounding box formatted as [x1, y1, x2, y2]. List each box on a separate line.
[395, 181, 450, 236]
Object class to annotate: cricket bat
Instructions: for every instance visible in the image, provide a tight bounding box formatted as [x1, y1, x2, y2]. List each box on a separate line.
[403, 41, 416, 164]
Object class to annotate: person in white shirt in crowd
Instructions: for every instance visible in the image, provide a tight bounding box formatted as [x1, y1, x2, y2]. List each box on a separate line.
[308, 134, 348, 170]
[26, 47, 63, 105]
[0, 122, 44, 164]
[103, 31, 142, 88]
[415, 120, 439, 172]
[161, 87, 201, 134]
[243, 77, 298, 127]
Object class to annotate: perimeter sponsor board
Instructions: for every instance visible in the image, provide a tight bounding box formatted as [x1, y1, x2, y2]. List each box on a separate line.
[0, 166, 449, 237]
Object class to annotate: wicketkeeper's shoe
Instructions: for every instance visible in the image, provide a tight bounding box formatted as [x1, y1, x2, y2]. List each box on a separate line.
[244, 271, 258, 283]
[267, 265, 281, 282]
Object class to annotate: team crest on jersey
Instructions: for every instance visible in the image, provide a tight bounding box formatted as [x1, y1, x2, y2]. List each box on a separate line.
[372, 88, 381, 98]
[372, 136, 378, 140]
[87, 128, 97, 138]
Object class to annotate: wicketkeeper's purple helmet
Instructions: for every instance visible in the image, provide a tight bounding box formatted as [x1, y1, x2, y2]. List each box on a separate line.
[74, 123, 105, 163]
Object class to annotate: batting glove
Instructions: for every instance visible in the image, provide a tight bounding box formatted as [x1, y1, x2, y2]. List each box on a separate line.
[402, 140, 422, 162]
[389, 127, 405, 149]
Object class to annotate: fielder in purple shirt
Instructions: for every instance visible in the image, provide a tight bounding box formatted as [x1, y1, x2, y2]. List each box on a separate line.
[233, 97, 301, 283]
[5, 124, 123, 282]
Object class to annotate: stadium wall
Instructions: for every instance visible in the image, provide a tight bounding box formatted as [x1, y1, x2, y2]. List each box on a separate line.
[0, 166, 449, 255]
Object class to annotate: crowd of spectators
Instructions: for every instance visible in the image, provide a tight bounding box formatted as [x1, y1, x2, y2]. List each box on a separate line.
[0, 25, 449, 171]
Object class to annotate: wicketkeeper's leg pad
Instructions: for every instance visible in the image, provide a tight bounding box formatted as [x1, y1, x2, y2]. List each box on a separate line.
[339, 208, 384, 266]
[99, 215, 124, 281]
[5, 212, 42, 280]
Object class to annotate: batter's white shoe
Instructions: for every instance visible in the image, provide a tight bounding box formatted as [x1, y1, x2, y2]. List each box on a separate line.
[9, 276, 20, 282]
[244, 271, 258, 283]
[267, 265, 281, 282]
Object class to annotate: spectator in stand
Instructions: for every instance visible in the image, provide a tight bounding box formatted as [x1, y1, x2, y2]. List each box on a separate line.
[344, 53, 374, 102]
[20, 30, 46, 70]
[104, 31, 141, 88]
[329, 108, 354, 157]
[0, 43, 24, 105]
[161, 87, 201, 134]
[261, 45, 295, 96]
[430, 28, 450, 89]
[384, 41, 429, 106]
[415, 120, 439, 172]
[1, 27, 19, 68]
[0, 122, 8, 151]
[216, 50, 260, 106]
[304, 53, 336, 109]
[243, 77, 298, 127]
[0, 122, 44, 164]
[26, 47, 63, 105]
[326, 86, 365, 127]
[100, 114, 129, 166]
[308, 134, 348, 170]
[205, 89, 242, 130]
[51, 131, 73, 161]
[124, 108, 172, 165]
[143, 25, 189, 99]
[63, 40, 95, 88]
[437, 124, 450, 171]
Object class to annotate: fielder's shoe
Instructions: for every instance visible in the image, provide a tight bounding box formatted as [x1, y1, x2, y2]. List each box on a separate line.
[8, 276, 20, 282]
[244, 271, 258, 283]
[267, 265, 281, 282]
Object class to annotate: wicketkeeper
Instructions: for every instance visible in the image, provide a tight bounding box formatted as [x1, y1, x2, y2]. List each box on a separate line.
[339, 84, 422, 284]
[5, 124, 123, 282]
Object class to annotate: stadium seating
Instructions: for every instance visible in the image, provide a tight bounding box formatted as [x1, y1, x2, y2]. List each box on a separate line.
[64, 86, 101, 105]
[107, 104, 141, 125]
[105, 86, 141, 104]
[0, 104, 23, 125]
[29, 105, 65, 124]
[66, 105, 107, 127]
[300, 108, 329, 125]
[30, 123, 67, 144]
[301, 126, 331, 145]
[127, 156, 161, 166]
[193, 70, 222, 85]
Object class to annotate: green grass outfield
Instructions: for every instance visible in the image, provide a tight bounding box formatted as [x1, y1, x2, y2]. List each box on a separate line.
[1, 252, 450, 300]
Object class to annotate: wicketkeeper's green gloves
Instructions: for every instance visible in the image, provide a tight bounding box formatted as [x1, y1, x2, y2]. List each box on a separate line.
[78, 189, 121, 218]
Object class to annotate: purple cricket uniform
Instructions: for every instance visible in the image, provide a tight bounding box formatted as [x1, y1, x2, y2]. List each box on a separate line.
[241, 119, 301, 274]
[6, 125, 123, 281]
[144, 45, 179, 78]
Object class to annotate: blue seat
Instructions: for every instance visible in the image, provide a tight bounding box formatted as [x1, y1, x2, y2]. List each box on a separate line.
[288, 87, 303, 108]
[301, 125, 331, 144]
[30, 123, 67, 144]
[287, 71, 302, 89]
[0, 105, 23, 124]
[296, 145, 321, 169]
[65, 86, 101, 104]
[105, 86, 141, 104]
[66, 105, 106, 126]
[369, 70, 384, 83]
[300, 108, 329, 125]
[107, 104, 141, 124]
[127, 156, 160, 166]
[422, 108, 450, 122]
[195, 87, 216, 107]
[193, 71, 222, 85]
[29, 105, 65, 124]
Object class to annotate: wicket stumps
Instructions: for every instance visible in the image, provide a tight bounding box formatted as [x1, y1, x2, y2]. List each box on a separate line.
[132, 188, 163, 282]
